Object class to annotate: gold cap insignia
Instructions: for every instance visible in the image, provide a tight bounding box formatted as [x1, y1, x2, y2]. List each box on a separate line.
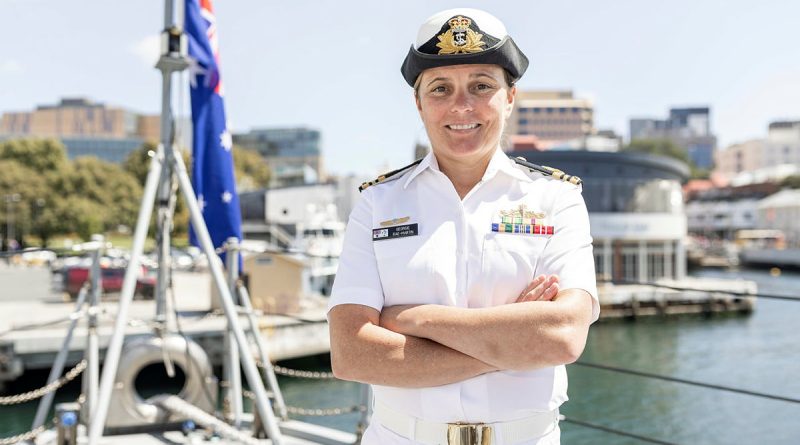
[436, 16, 486, 55]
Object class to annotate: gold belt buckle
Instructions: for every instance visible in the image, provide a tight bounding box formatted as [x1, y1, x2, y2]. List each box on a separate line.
[446, 423, 492, 445]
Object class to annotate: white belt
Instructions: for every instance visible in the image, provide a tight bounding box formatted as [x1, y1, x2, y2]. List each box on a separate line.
[372, 402, 559, 445]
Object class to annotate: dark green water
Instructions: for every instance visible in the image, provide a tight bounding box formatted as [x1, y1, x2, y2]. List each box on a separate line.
[2, 268, 799, 444]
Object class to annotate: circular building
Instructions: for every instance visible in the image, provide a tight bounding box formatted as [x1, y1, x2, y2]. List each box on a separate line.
[509, 149, 690, 283]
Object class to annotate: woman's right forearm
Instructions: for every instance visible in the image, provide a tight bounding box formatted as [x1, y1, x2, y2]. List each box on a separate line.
[329, 305, 496, 388]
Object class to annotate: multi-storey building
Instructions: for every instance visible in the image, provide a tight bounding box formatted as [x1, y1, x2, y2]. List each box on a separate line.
[233, 127, 324, 186]
[714, 120, 800, 185]
[507, 90, 594, 147]
[630, 107, 717, 169]
[0, 97, 160, 163]
[507, 149, 690, 283]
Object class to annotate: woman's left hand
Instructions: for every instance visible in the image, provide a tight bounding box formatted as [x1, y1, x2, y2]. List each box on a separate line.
[515, 274, 560, 303]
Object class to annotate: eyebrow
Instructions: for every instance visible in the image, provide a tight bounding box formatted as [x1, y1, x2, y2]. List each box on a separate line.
[425, 72, 499, 88]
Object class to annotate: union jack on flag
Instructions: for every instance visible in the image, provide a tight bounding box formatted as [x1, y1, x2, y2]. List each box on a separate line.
[185, 0, 241, 265]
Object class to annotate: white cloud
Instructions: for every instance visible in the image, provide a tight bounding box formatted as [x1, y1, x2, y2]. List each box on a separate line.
[0, 60, 24, 74]
[130, 34, 161, 67]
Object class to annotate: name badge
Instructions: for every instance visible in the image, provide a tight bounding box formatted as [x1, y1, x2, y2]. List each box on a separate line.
[373, 223, 419, 241]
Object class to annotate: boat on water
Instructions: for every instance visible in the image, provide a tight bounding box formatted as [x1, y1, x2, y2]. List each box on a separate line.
[735, 229, 800, 269]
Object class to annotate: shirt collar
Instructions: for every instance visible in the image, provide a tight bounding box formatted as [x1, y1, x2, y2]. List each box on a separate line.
[402, 151, 438, 189]
[402, 148, 533, 189]
[485, 149, 535, 183]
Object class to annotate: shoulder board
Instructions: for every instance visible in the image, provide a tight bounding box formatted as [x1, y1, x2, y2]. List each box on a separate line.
[510, 156, 583, 186]
[359, 158, 424, 192]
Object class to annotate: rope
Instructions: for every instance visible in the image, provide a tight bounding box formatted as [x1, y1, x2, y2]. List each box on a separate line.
[599, 280, 800, 302]
[153, 395, 261, 445]
[0, 425, 48, 445]
[573, 361, 800, 404]
[271, 364, 336, 380]
[560, 415, 679, 445]
[0, 360, 87, 405]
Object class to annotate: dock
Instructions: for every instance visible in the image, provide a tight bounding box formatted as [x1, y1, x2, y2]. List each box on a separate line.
[0, 265, 330, 387]
[0, 264, 761, 387]
[597, 277, 757, 318]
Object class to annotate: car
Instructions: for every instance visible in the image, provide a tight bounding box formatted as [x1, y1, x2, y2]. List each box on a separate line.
[64, 265, 155, 300]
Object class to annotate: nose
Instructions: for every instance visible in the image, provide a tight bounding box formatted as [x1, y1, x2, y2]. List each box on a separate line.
[450, 89, 473, 113]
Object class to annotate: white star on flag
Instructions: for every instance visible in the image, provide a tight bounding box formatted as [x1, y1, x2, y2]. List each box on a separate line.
[220, 129, 232, 152]
[187, 56, 208, 89]
[221, 191, 232, 203]
[198, 194, 206, 212]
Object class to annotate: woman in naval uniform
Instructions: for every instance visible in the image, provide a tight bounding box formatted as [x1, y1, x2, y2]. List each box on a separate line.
[328, 8, 599, 445]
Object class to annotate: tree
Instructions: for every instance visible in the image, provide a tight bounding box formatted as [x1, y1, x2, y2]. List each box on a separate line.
[0, 138, 69, 172]
[780, 175, 800, 189]
[233, 146, 271, 191]
[51, 157, 143, 239]
[0, 160, 52, 246]
[623, 139, 691, 164]
[122, 141, 158, 186]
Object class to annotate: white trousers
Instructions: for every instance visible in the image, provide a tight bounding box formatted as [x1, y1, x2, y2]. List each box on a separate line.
[360, 421, 561, 445]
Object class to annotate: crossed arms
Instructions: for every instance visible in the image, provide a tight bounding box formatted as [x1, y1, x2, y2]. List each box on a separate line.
[328, 275, 594, 388]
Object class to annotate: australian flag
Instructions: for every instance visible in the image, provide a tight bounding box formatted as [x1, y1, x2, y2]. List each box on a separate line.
[186, 0, 241, 265]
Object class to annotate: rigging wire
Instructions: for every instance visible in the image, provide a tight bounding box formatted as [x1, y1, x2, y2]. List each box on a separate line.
[572, 361, 800, 404]
[560, 415, 680, 445]
[598, 279, 800, 302]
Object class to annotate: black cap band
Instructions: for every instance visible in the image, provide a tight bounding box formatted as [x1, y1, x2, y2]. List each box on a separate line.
[401, 36, 529, 87]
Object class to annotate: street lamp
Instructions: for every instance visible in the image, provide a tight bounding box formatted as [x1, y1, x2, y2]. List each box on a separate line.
[4, 193, 21, 250]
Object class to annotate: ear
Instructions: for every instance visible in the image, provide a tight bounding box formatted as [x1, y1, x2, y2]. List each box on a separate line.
[505, 86, 516, 117]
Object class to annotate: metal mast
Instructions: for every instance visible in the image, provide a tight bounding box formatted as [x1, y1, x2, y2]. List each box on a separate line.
[87, 1, 284, 443]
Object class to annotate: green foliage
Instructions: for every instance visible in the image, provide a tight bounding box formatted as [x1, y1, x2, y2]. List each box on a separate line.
[0, 138, 266, 244]
[122, 141, 158, 186]
[0, 138, 68, 172]
[233, 146, 271, 191]
[622, 139, 691, 164]
[780, 175, 800, 189]
[0, 160, 52, 244]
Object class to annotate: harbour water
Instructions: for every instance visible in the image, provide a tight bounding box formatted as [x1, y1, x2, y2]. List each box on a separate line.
[2, 268, 799, 444]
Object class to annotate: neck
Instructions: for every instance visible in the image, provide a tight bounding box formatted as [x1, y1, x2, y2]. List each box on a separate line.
[436, 150, 495, 199]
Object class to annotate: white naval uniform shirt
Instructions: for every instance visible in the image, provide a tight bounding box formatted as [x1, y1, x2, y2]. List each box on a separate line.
[329, 149, 599, 444]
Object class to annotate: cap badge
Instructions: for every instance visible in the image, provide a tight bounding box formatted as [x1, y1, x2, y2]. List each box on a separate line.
[436, 16, 486, 55]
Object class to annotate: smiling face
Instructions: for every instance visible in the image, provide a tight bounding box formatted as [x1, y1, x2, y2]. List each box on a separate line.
[415, 64, 516, 168]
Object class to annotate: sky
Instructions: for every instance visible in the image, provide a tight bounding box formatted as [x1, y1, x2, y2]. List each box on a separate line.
[2, 0, 799, 176]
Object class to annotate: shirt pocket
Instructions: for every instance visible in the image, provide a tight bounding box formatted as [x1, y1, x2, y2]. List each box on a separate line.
[372, 236, 450, 307]
[480, 233, 550, 305]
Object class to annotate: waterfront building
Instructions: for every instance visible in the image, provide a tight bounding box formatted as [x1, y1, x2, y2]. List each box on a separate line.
[714, 120, 800, 185]
[0, 97, 160, 163]
[685, 183, 779, 240]
[509, 149, 690, 282]
[630, 107, 717, 169]
[757, 188, 800, 247]
[507, 90, 594, 146]
[232, 127, 325, 186]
